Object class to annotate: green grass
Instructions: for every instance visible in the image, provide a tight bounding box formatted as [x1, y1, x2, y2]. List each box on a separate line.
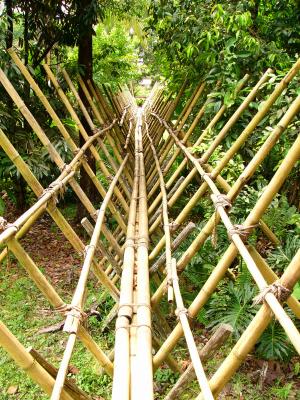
[1, 263, 299, 399]
[0, 262, 113, 399]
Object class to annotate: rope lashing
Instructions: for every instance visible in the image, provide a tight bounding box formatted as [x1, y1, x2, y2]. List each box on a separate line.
[175, 307, 189, 318]
[0, 217, 18, 233]
[169, 221, 179, 233]
[118, 303, 152, 313]
[253, 280, 291, 306]
[38, 180, 67, 203]
[211, 194, 232, 248]
[228, 224, 258, 242]
[83, 244, 96, 257]
[55, 303, 87, 321]
[212, 194, 232, 211]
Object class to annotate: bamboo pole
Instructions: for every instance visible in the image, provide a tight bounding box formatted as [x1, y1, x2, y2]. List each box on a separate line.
[0, 321, 75, 400]
[50, 155, 128, 400]
[62, 69, 131, 200]
[0, 128, 120, 301]
[196, 249, 300, 399]
[165, 323, 233, 400]
[0, 67, 127, 234]
[43, 64, 129, 217]
[152, 131, 300, 370]
[149, 61, 300, 259]
[147, 74, 249, 222]
[131, 108, 154, 400]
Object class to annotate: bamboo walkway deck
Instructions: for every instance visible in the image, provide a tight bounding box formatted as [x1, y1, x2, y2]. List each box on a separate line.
[0, 50, 300, 399]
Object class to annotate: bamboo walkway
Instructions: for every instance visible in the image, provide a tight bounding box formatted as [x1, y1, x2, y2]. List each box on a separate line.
[0, 50, 300, 399]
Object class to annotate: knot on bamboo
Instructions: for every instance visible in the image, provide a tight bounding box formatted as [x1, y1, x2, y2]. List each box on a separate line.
[84, 244, 96, 257]
[175, 307, 189, 318]
[202, 172, 213, 180]
[228, 224, 257, 242]
[253, 280, 291, 305]
[40, 180, 66, 203]
[212, 194, 232, 211]
[0, 217, 10, 232]
[169, 221, 179, 233]
[119, 104, 130, 126]
[55, 304, 87, 321]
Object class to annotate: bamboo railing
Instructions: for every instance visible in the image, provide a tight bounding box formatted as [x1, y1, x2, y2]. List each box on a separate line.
[0, 53, 299, 400]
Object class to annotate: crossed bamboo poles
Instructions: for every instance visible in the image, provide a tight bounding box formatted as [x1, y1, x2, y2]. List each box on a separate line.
[0, 49, 299, 400]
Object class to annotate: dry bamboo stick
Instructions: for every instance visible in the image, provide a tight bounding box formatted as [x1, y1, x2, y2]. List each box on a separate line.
[0, 129, 120, 302]
[150, 89, 299, 307]
[164, 70, 271, 191]
[29, 348, 91, 400]
[112, 137, 139, 400]
[5, 237, 113, 375]
[50, 155, 128, 400]
[147, 75, 249, 222]
[171, 259, 214, 400]
[0, 67, 127, 234]
[131, 108, 154, 400]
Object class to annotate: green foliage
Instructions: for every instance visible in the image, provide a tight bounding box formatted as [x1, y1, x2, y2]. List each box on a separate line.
[263, 195, 300, 238]
[257, 321, 296, 361]
[267, 235, 300, 272]
[67, 21, 142, 90]
[154, 368, 179, 385]
[147, 1, 299, 89]
[206, 278, 258, 338]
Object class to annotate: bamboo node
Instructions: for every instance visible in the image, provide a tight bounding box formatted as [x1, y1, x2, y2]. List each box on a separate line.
[202, 172, 212, 179]
[59, 163, 68, 172]
[228, 224, 258, 242]
[253, 280, 291, 305]
[119, 104, 130, 126]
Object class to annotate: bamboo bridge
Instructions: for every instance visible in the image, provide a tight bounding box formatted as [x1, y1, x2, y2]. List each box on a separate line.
[0, 50, 300, 399]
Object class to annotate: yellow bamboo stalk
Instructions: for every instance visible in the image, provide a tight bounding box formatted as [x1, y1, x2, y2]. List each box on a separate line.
[152, 131, 300, 370]
[196, 249, 300, 399]
[0, 321, 75, 400]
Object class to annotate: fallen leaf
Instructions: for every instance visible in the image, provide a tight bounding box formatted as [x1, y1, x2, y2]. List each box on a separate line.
[7, 385, 18, 395]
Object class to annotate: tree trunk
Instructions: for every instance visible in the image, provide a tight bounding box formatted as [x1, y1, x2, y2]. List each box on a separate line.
[5, 0, 13, 49]
[76, 0, 97, 221]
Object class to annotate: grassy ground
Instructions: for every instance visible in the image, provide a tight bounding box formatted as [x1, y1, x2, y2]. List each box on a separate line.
[1, 260, 299, 400]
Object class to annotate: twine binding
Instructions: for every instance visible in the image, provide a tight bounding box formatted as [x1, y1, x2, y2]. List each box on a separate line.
[253, 280, 291, 305]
